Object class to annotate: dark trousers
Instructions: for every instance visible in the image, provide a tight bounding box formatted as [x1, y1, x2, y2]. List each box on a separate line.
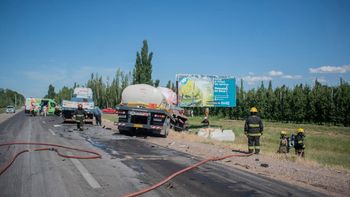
[295, 149, 305, 157]
[76, 119, 84, 130]
[248, 136, 260, 154]
[95, 115, 102, 126]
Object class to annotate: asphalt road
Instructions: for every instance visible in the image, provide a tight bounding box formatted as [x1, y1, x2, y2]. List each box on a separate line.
[0, 113, 324, 197]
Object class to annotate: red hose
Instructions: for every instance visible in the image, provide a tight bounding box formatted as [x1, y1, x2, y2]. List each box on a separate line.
[122, 153, 253, 197]
[1, 141, 252, 197]
[0, 141, 102, 176]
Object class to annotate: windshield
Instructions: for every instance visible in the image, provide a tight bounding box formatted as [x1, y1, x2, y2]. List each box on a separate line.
[71, 97, 93, 102]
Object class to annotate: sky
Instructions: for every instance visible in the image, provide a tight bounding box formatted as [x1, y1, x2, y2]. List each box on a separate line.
[0, 0, 349, 97]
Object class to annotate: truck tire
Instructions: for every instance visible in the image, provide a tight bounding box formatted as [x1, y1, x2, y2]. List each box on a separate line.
[161, 119, 170, 138]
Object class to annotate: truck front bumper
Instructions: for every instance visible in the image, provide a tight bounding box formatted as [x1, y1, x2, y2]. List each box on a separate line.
[115, 122, 163, 130]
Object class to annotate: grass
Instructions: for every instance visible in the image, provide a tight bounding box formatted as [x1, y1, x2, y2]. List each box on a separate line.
[187, 116, 350, 170]
[102, 114, 117, 122]
[103, 113, 350, 170]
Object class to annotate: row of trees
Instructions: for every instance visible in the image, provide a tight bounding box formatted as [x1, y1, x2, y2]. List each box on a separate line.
[0, 88, 25, 108]
[190, 78, 350, 126]
[47, 40, 350, 126]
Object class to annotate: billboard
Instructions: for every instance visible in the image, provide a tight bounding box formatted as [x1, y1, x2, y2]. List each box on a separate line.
[176, 74, 236, 107]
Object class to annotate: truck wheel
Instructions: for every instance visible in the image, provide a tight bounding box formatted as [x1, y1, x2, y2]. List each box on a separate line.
[162, 119, 170, 138]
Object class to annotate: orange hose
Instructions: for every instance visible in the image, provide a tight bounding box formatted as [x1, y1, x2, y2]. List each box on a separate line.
[0, 141, 102, 176]
[122, 153, 253, 197]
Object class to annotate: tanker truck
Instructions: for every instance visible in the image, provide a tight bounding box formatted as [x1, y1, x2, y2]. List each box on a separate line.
[115, 84, 188, 137]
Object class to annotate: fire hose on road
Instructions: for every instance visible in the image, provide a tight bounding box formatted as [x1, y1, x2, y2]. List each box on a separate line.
[122, 152, 253, 197]
[0, 141, 102, 176]
[0, 141, 252, 197]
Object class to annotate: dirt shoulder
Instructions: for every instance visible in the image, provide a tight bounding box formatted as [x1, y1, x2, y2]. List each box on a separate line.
[0, 108, 23, 124]
[102, 118, 350, 197]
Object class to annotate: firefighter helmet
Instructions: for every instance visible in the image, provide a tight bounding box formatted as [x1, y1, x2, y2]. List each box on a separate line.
[297, 128, 304, 133]
[281, 131, 287, 135]
[250, 107, 258, 113]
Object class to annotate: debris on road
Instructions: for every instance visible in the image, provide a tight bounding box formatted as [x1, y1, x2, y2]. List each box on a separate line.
[260, 163, 269, 168]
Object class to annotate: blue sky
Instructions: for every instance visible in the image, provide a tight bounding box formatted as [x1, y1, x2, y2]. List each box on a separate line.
[1, 0, 349, 97]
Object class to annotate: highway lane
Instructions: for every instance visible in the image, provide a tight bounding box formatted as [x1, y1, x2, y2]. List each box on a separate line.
[0, 113, 324, 197]
[0, 113, 159, 197]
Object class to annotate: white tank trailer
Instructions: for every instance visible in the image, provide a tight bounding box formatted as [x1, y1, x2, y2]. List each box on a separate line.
[116, 84, 188, 137]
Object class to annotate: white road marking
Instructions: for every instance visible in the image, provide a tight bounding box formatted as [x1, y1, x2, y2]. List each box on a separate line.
[42, 121, 46, 124]
[69, 153, 101, 189]
[48, 129, 56, 136]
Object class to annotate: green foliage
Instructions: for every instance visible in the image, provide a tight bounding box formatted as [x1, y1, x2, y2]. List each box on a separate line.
[166, 80, 171, 88]
[189, 78, 350, 126]
[154, 79, 160, 87]
[44, 84, 56, 99]
[187, 116, 350, 169]
[76, 69, 131, 108]
[133, 40, 153, 85]
[55, 86, 73, 104]
[0, 88, 25, 108]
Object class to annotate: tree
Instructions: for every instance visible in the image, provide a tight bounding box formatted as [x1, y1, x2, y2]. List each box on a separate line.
[166, 80, 171, 89]
[132, 40, 153, 85]
[0, 89, 25, 108]
[45, 84, 56, 99]
[154, 79, 160, 87]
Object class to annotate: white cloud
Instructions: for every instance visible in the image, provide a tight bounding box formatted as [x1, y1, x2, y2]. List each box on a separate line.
[269, 70, 284, 77]
[309, 65, 350, 74]
[242, 75, 272, 85]
[281, 75, 302, 79]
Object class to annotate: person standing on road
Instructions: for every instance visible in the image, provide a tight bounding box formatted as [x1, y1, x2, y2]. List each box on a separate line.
[244, 107, 264, 154]
[43, 105, 48, 117]
[294, 128, 306, 157]
[74, 104, 87, 131]
[93, 106, 102, 126]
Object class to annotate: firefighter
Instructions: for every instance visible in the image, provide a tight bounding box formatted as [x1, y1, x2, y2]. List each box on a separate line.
[244, 107, 264, 154]
[294, 128, 306, 157]
[277, 131, 289, 153]
[201, 117, 209, 127]
[74, 104, 87, 131]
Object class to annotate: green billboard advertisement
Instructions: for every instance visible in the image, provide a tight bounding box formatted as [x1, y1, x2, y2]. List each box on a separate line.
[176, 74, 236, 107]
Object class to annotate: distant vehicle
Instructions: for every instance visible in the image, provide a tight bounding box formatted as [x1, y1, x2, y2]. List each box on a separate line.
[62, 88, 94, 123]
[102, 108, 116, 114]
[25, 97, 41, 114]
[6, 105, 16, 113]
[40, 99, 58, 115]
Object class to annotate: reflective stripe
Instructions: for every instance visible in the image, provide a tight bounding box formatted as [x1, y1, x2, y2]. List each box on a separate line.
[76, 114, 84, 117]
[249, 124, 260, 128]
[255, 146, 260, 149]
[247, 133, 261, 136]
[248, 147, 254, 150]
